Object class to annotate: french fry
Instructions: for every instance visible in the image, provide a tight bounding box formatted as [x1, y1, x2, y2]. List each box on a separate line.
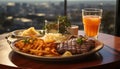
[14, 37, 60, 56]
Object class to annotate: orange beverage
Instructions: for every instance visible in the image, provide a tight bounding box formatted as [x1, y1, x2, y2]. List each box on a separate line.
[83, 15, 101, 37]
[82, 8, 102, 39]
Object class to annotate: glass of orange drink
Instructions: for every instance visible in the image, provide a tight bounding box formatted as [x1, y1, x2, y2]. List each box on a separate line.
[82, 8, 103, 39]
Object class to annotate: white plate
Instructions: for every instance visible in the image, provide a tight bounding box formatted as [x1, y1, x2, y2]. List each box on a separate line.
[9, 39, 104, 61]
[11, 29, 43, 38]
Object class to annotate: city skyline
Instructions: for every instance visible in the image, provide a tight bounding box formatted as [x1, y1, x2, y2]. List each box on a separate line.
[0, 0, 115, 2]
[0, 0, 116, 6]
[0, 0, 116, 34]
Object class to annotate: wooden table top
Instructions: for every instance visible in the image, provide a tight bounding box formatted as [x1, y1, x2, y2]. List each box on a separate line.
[0, 31, 120, 69]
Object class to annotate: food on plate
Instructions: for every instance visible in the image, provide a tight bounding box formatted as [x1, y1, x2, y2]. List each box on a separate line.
[14, 37, 59, 56]
[20, 27, 40, 37]
[42, 33, 67, 43]
[13, 35, 96, 57]
[56, 35, 95, 55]
[62, 51, 72, 56]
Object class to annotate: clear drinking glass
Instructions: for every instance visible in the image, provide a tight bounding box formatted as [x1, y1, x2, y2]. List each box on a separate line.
[45, 20, 59, 33]
[82, 8, 103, 39]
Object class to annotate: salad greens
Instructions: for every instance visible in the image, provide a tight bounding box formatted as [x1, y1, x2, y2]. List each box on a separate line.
[44, 16, 71, 34]
[58, 16, 71, 34]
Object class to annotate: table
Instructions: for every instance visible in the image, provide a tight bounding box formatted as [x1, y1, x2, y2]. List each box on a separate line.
[0, 31, 120, 69]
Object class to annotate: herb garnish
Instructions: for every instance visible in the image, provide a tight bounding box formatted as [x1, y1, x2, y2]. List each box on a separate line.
[76, 38, 83, 45]
[22, 38, 35, 44]
[22, 38, 30, 44]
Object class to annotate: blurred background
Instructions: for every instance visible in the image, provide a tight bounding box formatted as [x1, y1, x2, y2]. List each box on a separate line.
[0, 0, 116, 35]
